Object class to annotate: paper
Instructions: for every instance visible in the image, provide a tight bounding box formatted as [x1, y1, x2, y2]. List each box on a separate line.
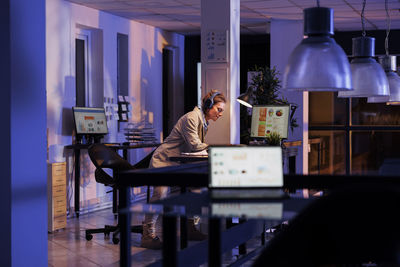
[181, 150, 208, 156]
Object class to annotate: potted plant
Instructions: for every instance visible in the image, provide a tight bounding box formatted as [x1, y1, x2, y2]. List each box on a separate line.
[240, 65, 298, 145]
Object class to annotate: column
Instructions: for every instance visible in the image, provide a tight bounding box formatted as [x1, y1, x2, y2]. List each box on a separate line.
[270, 19, 308, 174]
[201, 0, 240, 145]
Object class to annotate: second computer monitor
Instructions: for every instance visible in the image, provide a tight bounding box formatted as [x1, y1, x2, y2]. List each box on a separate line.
[250, 105, 289, 139]
[72, 107, 108, 135]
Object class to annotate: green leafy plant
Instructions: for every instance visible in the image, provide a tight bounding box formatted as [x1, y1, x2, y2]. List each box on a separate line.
[240, 65, 299, 144]
[250, 66, 288, 106]
[265, 131, 282, 146]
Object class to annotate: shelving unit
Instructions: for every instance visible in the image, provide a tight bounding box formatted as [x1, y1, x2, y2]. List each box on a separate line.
[47, 162, 67, 232]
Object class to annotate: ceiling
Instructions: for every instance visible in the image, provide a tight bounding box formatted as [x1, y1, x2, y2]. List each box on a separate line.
[66, 0, 400, 35]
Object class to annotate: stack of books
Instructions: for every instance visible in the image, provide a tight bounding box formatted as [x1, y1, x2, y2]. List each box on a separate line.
[124, 122, 157, 144]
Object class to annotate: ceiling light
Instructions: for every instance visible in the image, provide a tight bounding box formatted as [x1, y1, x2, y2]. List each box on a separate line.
[368, 56, 400, 103]
[338, 0, 389, 98]
[283, 6, 352, 91]
[368, 0, 400, 103]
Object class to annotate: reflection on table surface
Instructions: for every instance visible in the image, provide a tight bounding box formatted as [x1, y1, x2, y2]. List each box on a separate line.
[125, 191, 314, 221]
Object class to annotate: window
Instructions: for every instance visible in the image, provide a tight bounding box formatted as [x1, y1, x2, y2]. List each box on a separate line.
[76, 29, 91, 107]
[309, 92, 400, 175]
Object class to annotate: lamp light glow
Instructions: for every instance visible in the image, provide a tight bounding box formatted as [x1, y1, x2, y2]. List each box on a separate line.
[236, 87, 254, 108]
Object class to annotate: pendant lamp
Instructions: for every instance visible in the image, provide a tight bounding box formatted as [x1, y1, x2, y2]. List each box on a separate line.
[338, 0, 389, 98]
[338, 38, 389, 98]
[368, 56, 400, 103]
[283, 6, 352, 91]
[236, 87, 254, 108]
[367, 0, 400, 103]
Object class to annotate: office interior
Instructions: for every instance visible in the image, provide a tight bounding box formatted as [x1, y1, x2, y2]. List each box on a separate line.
[3, 0, 400, 266]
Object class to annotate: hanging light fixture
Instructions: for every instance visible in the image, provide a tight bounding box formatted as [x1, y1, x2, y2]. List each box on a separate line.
[283, 0, 352, 91]
[236, 87, 254, 108]
[338, 0, 389, 98]
[368, 56, 400, 103]
[368, 0, 400, 104]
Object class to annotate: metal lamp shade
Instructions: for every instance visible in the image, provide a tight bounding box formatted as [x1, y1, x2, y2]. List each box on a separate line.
[339, 37, 389, 98]
[283, 37, 353, 91]
[283, 7, 353, 92]
[368, 55, 400, 103]
[339, 58, 389, 98]
[368, 72, 400, 103]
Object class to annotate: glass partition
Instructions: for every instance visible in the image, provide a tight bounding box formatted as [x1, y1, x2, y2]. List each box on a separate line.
[309, 92, 348, 126]
[309, 131, 346, 175]
[309, 92, 400, 175]
[351, 98, 400, 126]
[351, 131, 400, 175]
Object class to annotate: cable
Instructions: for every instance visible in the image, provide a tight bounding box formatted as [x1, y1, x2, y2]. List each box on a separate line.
[385, 0, 391, 56]
[361, 0, 366, 37]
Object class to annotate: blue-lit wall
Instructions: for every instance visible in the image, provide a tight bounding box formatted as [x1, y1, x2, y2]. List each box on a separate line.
[1, 0, 48, 266]
[0, 0, 12, 265]
[46, 0, 184, 213]
[1, 0, 184, 265]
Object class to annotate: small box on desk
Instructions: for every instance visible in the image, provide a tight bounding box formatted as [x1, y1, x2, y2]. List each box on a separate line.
[48, 162, 67, 232]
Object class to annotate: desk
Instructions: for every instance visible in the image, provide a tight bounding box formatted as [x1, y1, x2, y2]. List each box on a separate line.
[117, 162, 400, 267]
[127, 192, 313, 267]
[64, 143, 159, 217]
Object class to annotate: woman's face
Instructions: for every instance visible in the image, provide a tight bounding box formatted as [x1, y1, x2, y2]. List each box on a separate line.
[206, 102, 225, 122]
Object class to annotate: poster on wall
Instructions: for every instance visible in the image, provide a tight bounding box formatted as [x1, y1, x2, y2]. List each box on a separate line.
[250, 105, 290, 139]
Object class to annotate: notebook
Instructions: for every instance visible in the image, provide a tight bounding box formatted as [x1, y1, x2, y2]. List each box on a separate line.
[208, 146, 288, 199]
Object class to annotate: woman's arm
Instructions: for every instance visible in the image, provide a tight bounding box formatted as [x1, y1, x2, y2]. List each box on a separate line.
[181, 115, 208, 152]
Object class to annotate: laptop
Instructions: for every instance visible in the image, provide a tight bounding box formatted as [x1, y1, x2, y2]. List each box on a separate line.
[208, 146, 288, 199]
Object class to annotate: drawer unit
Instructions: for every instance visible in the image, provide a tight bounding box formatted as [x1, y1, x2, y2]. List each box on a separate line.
[48, 162, 67, 232]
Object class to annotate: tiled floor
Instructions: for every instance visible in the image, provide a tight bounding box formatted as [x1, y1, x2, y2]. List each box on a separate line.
[48, 208, 264, 267]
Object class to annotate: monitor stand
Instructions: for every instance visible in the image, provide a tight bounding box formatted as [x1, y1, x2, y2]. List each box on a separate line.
[75, 135, 103, 145]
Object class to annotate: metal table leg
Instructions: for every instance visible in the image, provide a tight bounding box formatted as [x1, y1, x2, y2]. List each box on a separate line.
[119, 186, 131, 267]
[209, 217, 222, 267]
[74, 149, 80, 217]
[163, 214, 178, 267]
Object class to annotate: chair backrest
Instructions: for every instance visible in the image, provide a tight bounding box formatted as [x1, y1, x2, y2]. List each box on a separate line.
[87, 143, 157, 187]
[88, 144, 133, 171]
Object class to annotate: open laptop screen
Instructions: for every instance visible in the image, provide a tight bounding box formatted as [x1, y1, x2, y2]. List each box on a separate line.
[208, 146, 283, 188]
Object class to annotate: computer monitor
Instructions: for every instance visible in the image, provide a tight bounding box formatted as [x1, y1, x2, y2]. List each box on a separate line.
[209, 146, 284, 188]
[250, 105, 290, 139]
[72, 107, 108, 136]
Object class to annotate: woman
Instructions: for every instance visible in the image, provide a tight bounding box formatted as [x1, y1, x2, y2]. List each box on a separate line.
[141, 89, 226, 249]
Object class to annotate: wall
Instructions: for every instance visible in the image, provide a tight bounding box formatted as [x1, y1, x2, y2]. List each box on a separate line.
[270, 19, 307, 174]
[0, 0, 48, 266]
[46, 0, 184, 212]
[0, 1, 11, 265]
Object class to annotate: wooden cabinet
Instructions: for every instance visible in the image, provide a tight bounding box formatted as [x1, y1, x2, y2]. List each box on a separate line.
[48, 162, 67, 232]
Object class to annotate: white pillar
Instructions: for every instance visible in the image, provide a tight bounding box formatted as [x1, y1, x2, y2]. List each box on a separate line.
[270, 19, 309, 174]
[201, 0, 240, 145]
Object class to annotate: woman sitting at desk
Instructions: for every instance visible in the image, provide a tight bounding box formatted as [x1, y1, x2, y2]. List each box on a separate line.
[141, 89, 226, 249]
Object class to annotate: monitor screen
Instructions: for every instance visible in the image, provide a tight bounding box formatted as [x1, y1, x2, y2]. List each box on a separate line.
[208, 146, 283, 188]
[250, 105, 289, 139]
[72, 107, 108, 135]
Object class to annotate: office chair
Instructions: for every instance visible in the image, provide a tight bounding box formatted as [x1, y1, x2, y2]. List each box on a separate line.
[85, 143, 156, 244]
[253, 183, 400, 266]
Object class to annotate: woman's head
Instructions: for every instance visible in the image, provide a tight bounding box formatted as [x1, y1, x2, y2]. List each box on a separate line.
[202, 89, 226, 122]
